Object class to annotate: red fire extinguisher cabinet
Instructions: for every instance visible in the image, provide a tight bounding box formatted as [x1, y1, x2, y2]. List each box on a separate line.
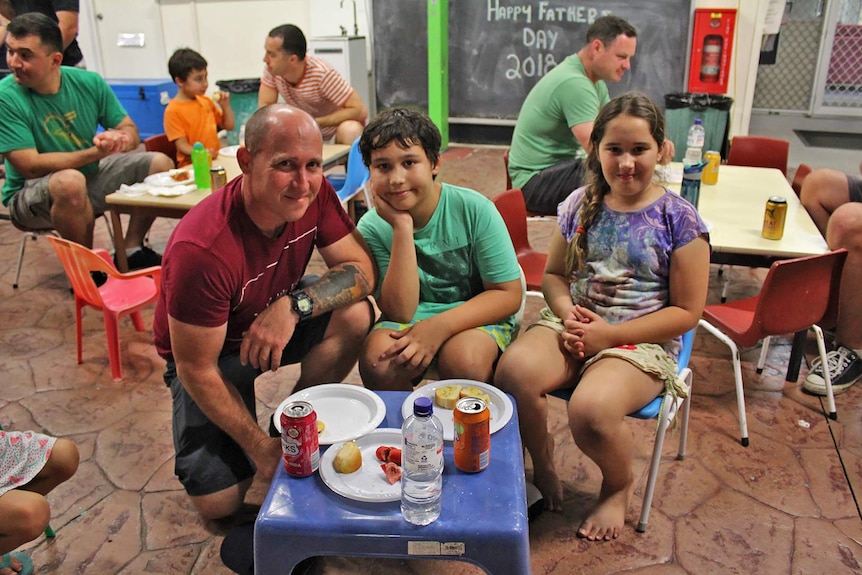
[688, 9, 737, 95]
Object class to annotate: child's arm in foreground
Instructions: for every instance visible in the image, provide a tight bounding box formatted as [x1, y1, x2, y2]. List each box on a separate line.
[542, 228, 579, 320]
[373, 193, 420, 322]
[383, 277, 522, 368]
[564, 236, 710, 358]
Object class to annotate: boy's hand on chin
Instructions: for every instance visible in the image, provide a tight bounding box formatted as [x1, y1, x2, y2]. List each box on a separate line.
[373, 192, 413, 230]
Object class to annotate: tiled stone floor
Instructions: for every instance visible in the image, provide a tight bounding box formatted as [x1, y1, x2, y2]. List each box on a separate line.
[2, 146, 861, 574]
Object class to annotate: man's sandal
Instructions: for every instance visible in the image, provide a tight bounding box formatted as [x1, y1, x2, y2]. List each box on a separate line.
[0, 552, 34, 575]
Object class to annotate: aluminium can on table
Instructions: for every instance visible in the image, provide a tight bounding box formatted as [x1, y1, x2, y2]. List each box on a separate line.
[702, 151, 720, 185]
[210, 165, 227, 190]
[280, 400, 320, 477]
[761, 196, 787, 240]
[453, 397, 490, 472]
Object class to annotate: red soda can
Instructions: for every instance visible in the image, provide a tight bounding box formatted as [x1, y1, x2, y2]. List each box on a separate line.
[453, 397, 490, 472]
[280, 401, 320, 477]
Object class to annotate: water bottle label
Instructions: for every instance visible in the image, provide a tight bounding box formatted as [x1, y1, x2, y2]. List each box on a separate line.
[403, 437, 442, 473]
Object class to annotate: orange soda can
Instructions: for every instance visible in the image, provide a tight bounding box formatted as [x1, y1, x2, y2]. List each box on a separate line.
[702, 151, 720, 185]
[454, 397, 490, 472]
[761, 196, 787, 240]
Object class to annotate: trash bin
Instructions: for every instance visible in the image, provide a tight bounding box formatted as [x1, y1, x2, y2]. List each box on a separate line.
[216, 78, 261, 145]
[664, 93, 734, 162]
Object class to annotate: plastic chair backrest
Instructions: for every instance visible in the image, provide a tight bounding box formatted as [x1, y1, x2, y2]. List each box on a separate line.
[752, 249, 847, 337]
[335, 138, 370, 203]
[791, 163, 813, 197]
[726, 136, 790, 176]
[503, 148, 512, 190]
[493, 189, 532, 257]
[47, 237, 116, 309]
[144, 133, 178, 166]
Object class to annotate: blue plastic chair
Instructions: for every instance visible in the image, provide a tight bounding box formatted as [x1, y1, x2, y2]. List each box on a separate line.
[549, 328, 696, 532]
[326, 138, 372, 215]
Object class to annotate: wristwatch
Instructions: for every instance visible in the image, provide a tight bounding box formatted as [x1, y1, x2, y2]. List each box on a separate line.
[289, 290, 314, 322]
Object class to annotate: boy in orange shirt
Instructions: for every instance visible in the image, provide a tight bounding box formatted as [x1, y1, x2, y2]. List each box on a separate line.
[164, 48, 235, 167]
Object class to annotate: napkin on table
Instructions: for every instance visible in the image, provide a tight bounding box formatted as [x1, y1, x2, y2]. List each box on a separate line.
[117, 183, 197, 197]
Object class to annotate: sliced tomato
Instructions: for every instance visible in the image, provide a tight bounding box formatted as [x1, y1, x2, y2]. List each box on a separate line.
[381, 461, 402, 485]
[375, 445, 392, 462]
[388, 447, 402, 466]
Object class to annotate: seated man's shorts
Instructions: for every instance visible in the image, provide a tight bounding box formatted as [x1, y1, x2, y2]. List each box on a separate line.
[520, 157, 585, 216]
[846, 175, 862, 203]
[166, 311, 332, 497]
[8, 152, 157, 230]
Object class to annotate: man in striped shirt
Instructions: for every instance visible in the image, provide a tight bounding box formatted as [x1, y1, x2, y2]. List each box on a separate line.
[259, 24, 367, 144]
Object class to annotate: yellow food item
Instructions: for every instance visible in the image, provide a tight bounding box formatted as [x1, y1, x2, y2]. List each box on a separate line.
[333, 440, 362, 474]
[317, 420, 325, 434]
[460, 386, 491, 405]
[434, 384, 462, 409]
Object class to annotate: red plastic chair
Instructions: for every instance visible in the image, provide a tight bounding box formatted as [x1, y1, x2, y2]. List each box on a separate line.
[698, 249, 848, 446]
[791, 163, 813, 198]
[726, 135, 790, 176]
[492, 188, 547, 298]
[144, 133, 178, 166]
[47, 236, 161, 381]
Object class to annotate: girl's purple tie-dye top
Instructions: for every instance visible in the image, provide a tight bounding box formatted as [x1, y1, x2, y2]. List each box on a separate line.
[558, 186, 709, 359]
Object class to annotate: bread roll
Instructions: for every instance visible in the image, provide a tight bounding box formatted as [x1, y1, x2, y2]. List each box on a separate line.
[434, 384, 462, 409]
[460, 386, 491, 405]
[333, 440, 362, 474]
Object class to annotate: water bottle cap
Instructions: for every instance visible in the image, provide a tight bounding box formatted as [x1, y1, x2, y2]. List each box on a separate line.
[694, 119, 702, 125]
[413, 396, 433, 416]
[193, 141, 204, 149]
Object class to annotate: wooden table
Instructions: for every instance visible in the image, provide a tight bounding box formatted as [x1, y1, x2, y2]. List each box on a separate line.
[107, 143, 350, 272]
[666, 163, 829, 382]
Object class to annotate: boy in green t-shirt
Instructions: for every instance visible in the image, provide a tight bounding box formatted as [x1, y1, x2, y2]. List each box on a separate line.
[356, 108, 523, 390]
[164, 48, 234, 168]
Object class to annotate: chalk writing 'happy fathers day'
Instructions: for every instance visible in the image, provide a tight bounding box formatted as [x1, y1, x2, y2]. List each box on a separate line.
[487, 1, 613, 80]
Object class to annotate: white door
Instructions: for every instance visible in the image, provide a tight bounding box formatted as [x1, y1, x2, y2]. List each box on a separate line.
[812, 0, 862, 116]
[91, 0, 167, 79]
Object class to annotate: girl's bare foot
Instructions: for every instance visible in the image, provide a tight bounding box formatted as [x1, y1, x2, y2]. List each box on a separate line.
[577, 477, 635, 541]
[0, 553, 23, 575]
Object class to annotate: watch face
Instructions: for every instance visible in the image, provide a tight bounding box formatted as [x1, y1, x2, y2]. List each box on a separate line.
[296, 297, 313, 314]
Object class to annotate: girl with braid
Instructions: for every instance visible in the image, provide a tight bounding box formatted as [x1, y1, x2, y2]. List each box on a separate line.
[495, 92, 710, 540]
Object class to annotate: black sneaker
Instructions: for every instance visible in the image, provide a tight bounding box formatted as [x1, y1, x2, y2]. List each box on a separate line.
[803, 345, 862, 396]
[120, 246, 162, 270]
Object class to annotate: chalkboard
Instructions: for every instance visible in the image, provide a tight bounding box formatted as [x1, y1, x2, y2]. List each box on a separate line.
[372, 0, 692, 119]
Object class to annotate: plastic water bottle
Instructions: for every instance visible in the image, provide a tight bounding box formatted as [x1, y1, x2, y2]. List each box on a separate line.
[684, 119, 705, 165]
[401, 396, 444, 525]
[191, 141, 211, 190]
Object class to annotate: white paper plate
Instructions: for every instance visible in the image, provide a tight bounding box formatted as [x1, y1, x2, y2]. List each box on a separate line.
[219, 145, 240, 158]
[318, 428, 402, 502]
[143, 168, 194, 187]
[401, 379, 513, 442]
[273, 384, 386, 445]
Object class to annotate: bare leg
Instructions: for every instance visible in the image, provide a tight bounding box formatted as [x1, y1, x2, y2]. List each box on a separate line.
[47, 170, 96, 247]
[435, 329, 500, 384]
[569, 358, 663, 541]
[189, 477, 253, 521]
[124, 153, 174, 247]
[800, 168, 851, 236]
[334, 121, 365, 145]
[295, 300, 374, 391]
[359, 328, 426, 391]
[17, 439, 79, 497]
[826, 203, 862, 349]
[495, 326, 579, 511]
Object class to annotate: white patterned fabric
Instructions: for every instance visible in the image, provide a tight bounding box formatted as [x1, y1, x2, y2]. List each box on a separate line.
[0, 430, 55, 497]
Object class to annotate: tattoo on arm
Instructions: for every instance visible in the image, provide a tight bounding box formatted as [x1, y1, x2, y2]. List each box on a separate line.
[305, 264, 371, 312]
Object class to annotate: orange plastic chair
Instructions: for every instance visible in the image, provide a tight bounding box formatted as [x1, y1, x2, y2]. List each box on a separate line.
[492, 188, 547, 298]
[47, 236, 161, 381]
[726, 135, 790, 176]
[791, 163, 813, 198]
[698, 249, 848, 446]
[144, 133, 178, 166]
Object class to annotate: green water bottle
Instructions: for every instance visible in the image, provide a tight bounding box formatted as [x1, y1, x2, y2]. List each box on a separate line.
[191, 142, 211, 190]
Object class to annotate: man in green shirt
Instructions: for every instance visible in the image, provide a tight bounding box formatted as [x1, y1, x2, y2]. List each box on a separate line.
[508, 15, 638, 216]
[0, 13, 172, 268]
